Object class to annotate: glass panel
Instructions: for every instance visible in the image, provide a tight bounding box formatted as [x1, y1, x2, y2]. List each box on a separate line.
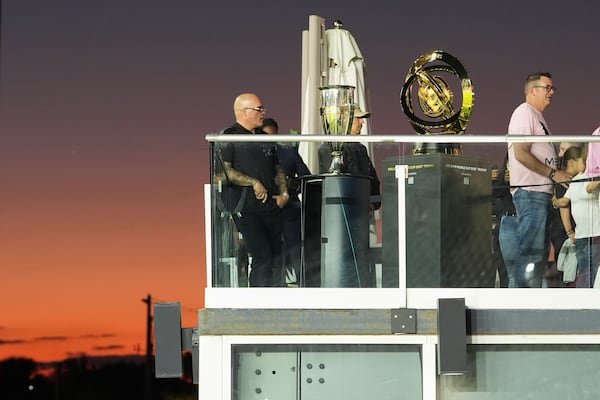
[209, 135, 596, 290]
[439, 344, 600, 399]
[210, 141, 249, 287]
[232, 344, 422, 400]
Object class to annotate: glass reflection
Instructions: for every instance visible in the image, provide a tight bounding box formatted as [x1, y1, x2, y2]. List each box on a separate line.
[209, 137, 595, 290]
[232, 344, 422, 400]
[440, 344, 600, 399]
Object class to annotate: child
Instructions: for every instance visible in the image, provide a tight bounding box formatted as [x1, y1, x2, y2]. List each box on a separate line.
[553, 146, 600, 287]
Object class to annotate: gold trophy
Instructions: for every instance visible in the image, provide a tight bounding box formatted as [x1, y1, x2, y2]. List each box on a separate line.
[400, 50, 474, 155]
[320, 85, 355, 174]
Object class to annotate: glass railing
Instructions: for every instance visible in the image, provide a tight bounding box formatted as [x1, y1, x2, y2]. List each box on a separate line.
[206, 133, 598, 293]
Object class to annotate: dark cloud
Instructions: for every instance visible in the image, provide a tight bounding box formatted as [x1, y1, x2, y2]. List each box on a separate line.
[92, 344, 125, 351]
[34, 336, 68, 342]
[0, 339, 26, 346]
[64, 351, 87, 358]
[79, 333, 116, 339]
[1, 333, 118, 348]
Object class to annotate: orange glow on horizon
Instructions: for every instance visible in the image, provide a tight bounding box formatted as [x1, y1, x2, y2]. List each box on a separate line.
[1, 171, 208, 363]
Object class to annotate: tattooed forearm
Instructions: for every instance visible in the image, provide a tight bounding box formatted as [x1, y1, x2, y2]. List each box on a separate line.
[223, 162, 257, 187]
[275, 167, 288, 194]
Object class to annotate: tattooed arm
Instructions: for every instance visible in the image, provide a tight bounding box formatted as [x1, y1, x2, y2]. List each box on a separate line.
[273, 165, 289, 208]
[223, 161, 268, 202]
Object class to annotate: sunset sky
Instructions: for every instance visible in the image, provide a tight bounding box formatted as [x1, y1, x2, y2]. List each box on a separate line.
[2, 1, 600, 363]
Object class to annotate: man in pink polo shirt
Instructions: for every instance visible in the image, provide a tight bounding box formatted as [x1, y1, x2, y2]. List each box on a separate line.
[506, 72, 572, 287]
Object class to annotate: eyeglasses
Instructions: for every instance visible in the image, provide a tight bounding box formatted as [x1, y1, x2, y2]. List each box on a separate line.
[244, 106, 266, 113]
[533, 85, 557, 92]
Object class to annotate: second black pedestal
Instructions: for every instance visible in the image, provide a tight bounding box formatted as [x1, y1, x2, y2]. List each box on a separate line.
[381, 154, 495, 288]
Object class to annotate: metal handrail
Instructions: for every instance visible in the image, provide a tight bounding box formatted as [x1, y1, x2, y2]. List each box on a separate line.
[205, 133, 600, 144]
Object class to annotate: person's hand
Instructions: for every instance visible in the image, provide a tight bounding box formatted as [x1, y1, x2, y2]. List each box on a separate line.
[491, 168, 499, 181]
[587, 181, 600, 193]
[252, 180, 268, 203]
[552, 170, 572, 189]
[274, 193, 289, 208]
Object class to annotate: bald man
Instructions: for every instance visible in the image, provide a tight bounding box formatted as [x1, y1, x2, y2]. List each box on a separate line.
[218, 93, 289, 287]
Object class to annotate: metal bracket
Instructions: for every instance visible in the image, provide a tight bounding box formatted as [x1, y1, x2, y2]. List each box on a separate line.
[391, 308, 417, 334]
[182, 327, 199, 384]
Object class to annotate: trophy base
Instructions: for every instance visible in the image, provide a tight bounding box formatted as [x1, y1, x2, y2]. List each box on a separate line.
[327, 150, 345, 174]
[413, 143, 462, 156]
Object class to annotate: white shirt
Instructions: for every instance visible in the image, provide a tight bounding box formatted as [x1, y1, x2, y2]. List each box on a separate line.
[564, 172, 600, 238]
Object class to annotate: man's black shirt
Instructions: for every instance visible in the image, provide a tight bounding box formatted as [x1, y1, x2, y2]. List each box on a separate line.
[219, 123, 280, 212]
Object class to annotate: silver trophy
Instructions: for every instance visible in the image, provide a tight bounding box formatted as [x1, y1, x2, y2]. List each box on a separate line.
[320, 85, 355, 174]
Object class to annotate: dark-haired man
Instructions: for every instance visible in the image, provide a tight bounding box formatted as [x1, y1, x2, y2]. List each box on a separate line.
[318, 106, 381, 210]
[506, 72, 572, 288]
[263, 117, 311, 285]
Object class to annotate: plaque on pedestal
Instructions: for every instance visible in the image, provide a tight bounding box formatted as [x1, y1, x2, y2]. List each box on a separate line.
[381, 154, 494, 288]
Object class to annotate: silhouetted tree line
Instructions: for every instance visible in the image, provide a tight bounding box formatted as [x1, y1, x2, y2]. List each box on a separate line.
[0, 353, 196, 400]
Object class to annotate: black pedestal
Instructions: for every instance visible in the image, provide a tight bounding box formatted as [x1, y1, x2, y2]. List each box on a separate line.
[301, 175, 372, 287]
[381, 155, 495, 288]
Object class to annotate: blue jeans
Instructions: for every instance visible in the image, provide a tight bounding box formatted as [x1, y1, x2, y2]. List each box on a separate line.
[499, 215, 519, 286]
[575, 237, 600, 288]
[510, 189, 551, 288]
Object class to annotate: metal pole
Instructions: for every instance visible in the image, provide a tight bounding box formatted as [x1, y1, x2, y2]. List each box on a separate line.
[142, 294, 153, 400]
